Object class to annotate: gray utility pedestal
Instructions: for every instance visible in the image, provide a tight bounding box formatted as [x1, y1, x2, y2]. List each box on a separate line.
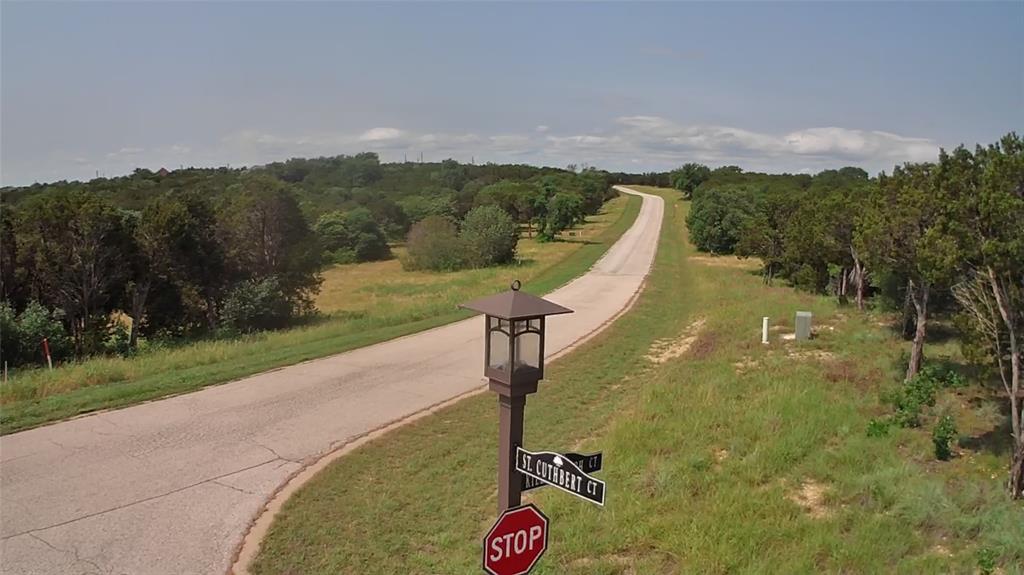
[795, 311, 812, 341]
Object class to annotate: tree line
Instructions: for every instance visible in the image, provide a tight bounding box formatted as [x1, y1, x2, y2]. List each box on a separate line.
[677, 133, 1023, 498]
[0, 155, 615, 367]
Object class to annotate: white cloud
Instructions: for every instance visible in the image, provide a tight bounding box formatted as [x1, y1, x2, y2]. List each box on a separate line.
[359, 127, 405, 142]
[105, 146, 144, 159]
[208, 118, 941, 176]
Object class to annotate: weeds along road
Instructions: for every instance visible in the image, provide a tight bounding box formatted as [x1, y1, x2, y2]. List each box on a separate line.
[0, 186, 663, 575]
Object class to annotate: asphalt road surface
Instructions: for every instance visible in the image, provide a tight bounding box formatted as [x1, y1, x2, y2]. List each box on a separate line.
[0, 186, 663, 575]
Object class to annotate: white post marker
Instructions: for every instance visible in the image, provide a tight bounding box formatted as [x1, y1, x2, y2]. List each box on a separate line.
[762, 317, 770, 344]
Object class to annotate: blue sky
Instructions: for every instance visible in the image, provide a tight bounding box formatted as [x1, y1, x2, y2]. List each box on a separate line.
[2, 1, 1021, 185]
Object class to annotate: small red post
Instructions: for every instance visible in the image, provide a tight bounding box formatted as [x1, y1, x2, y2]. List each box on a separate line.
[42, 338, 53, 370]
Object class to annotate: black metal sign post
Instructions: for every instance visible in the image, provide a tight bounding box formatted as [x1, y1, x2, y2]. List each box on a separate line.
[521, 452, 602, 492]
[515, 447, 606, 506]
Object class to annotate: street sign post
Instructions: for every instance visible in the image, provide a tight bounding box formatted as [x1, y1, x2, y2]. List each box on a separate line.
[515, 447, 606, 506]
[482, 504, 549, 575]
[521, 451, 602, 492]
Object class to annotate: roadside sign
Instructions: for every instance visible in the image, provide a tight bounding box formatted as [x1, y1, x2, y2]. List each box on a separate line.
[521, 451, 602, 492]
[516, 447, 606, 506]
[483, 504, 549, 575]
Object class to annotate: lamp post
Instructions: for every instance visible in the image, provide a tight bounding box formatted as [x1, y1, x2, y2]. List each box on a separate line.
[461, 280, 573, 513]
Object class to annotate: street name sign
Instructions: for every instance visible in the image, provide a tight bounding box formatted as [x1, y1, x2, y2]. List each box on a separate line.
[515, 447, 606, 506]
[483, 504, 549, 575]
[521, 451, 602, 492]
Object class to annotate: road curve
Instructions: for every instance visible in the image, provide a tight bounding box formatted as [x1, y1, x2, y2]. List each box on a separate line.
[0, 186, 662, 575]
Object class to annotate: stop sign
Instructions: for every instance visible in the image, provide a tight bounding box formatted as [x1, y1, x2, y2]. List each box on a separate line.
[482, 504, 549, 575]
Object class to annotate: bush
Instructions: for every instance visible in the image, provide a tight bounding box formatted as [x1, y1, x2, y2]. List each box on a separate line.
[219, 277, 293, 332]
[932, 414, 957, 461]
[402, 216, 464, 271]
[460, 205, 518, 268]
[866, 418, 891, 437]
[315, 208, 391, 264]
[887, 364, 965, 429]
[0, 301, 70, 367]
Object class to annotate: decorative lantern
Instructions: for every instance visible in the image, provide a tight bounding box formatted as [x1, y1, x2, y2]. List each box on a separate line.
[461, 280, 573, 396]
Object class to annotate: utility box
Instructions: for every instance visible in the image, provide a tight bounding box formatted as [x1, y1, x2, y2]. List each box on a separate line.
[795, 311, 812, 341]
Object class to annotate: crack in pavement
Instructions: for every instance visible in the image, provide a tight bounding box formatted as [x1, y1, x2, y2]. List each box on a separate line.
[2, 457, 282, 540]
[244, 438, 299, 464]
[29, 532, 107, 575]
[211, 480, 258, 497]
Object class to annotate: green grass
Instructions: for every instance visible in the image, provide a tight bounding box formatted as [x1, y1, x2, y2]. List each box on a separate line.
[251, 187, 1024, 575]
[0, 194, 641, 434]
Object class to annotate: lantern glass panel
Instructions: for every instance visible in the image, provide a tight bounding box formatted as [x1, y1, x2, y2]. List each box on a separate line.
[488, 317, 510, 372]
[512, 319, 542, 372]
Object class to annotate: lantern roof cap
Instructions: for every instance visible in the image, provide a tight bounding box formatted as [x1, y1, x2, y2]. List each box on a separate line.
[460, 281, 573, 320]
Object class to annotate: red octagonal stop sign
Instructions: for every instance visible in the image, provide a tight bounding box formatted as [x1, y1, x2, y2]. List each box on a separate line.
[482, 504, 549, 575]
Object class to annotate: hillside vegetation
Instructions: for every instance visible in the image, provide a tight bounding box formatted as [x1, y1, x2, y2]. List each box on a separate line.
[251, 188, 1023, 574]
[676, 134, 1024, 497]
[0, 194, 639, 434]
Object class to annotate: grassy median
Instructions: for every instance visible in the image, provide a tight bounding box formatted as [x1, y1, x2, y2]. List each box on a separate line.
[251, 187, 1023, 574]
[0, 194, 639, 434]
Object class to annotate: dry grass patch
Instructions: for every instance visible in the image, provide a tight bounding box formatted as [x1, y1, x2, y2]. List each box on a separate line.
[787, 479, 833, 519]
[733, 356, 760, 374]
[688, 255, 761, 270]
[645, 318, 706, 364]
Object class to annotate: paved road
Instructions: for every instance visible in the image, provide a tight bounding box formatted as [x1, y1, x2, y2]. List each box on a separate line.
[0, 187, 662, 575]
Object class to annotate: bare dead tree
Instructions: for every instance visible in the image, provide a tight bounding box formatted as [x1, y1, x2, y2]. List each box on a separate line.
[954, 269, 1023, 498]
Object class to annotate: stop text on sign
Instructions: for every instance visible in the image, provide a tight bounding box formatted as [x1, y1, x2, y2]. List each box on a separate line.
[482, 504, 549, 575]
[488, 524, 544, 562]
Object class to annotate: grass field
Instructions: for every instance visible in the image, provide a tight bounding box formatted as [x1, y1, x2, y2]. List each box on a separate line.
[0, 194, 638, 434]
[251, 187, 1023, 574]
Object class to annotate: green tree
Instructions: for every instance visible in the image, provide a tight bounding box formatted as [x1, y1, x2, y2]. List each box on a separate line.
[686, 186, 759, 254]
[315, 208, 391, 264]
[856, 162, 964, 380]
[670, 163, 711, 199]
[219, 175, 322, 317]
[14, 191, 131, 356]
[540, 192, 585, 241]
[949, 133, 1024, 498]
[460, 205, 518, 268]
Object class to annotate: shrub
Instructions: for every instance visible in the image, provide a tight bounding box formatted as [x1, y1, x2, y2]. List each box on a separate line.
[403, 216, 464, 271]
[315, 208, 391, 264]
[977, 547, 998, 575]
[103, 322, 133, 357]
[932, 415, 957, 461]
[866, 418, 891, 437]
[219, 277, 293, 332]
[890, 370, 942, 428]
[0, 301, 70, 367]
[460, 205, 518, 268]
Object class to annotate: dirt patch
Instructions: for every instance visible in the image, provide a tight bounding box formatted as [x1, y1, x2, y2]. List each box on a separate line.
[733, 356, 760, 374]
[714, 448, 729, 462]
[645, 318, 707, 364]
[787, 349, 836, 362]
[688, 255, 761, 270]
[931, 544, 953, 557]
[787, 479, 832, 519]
